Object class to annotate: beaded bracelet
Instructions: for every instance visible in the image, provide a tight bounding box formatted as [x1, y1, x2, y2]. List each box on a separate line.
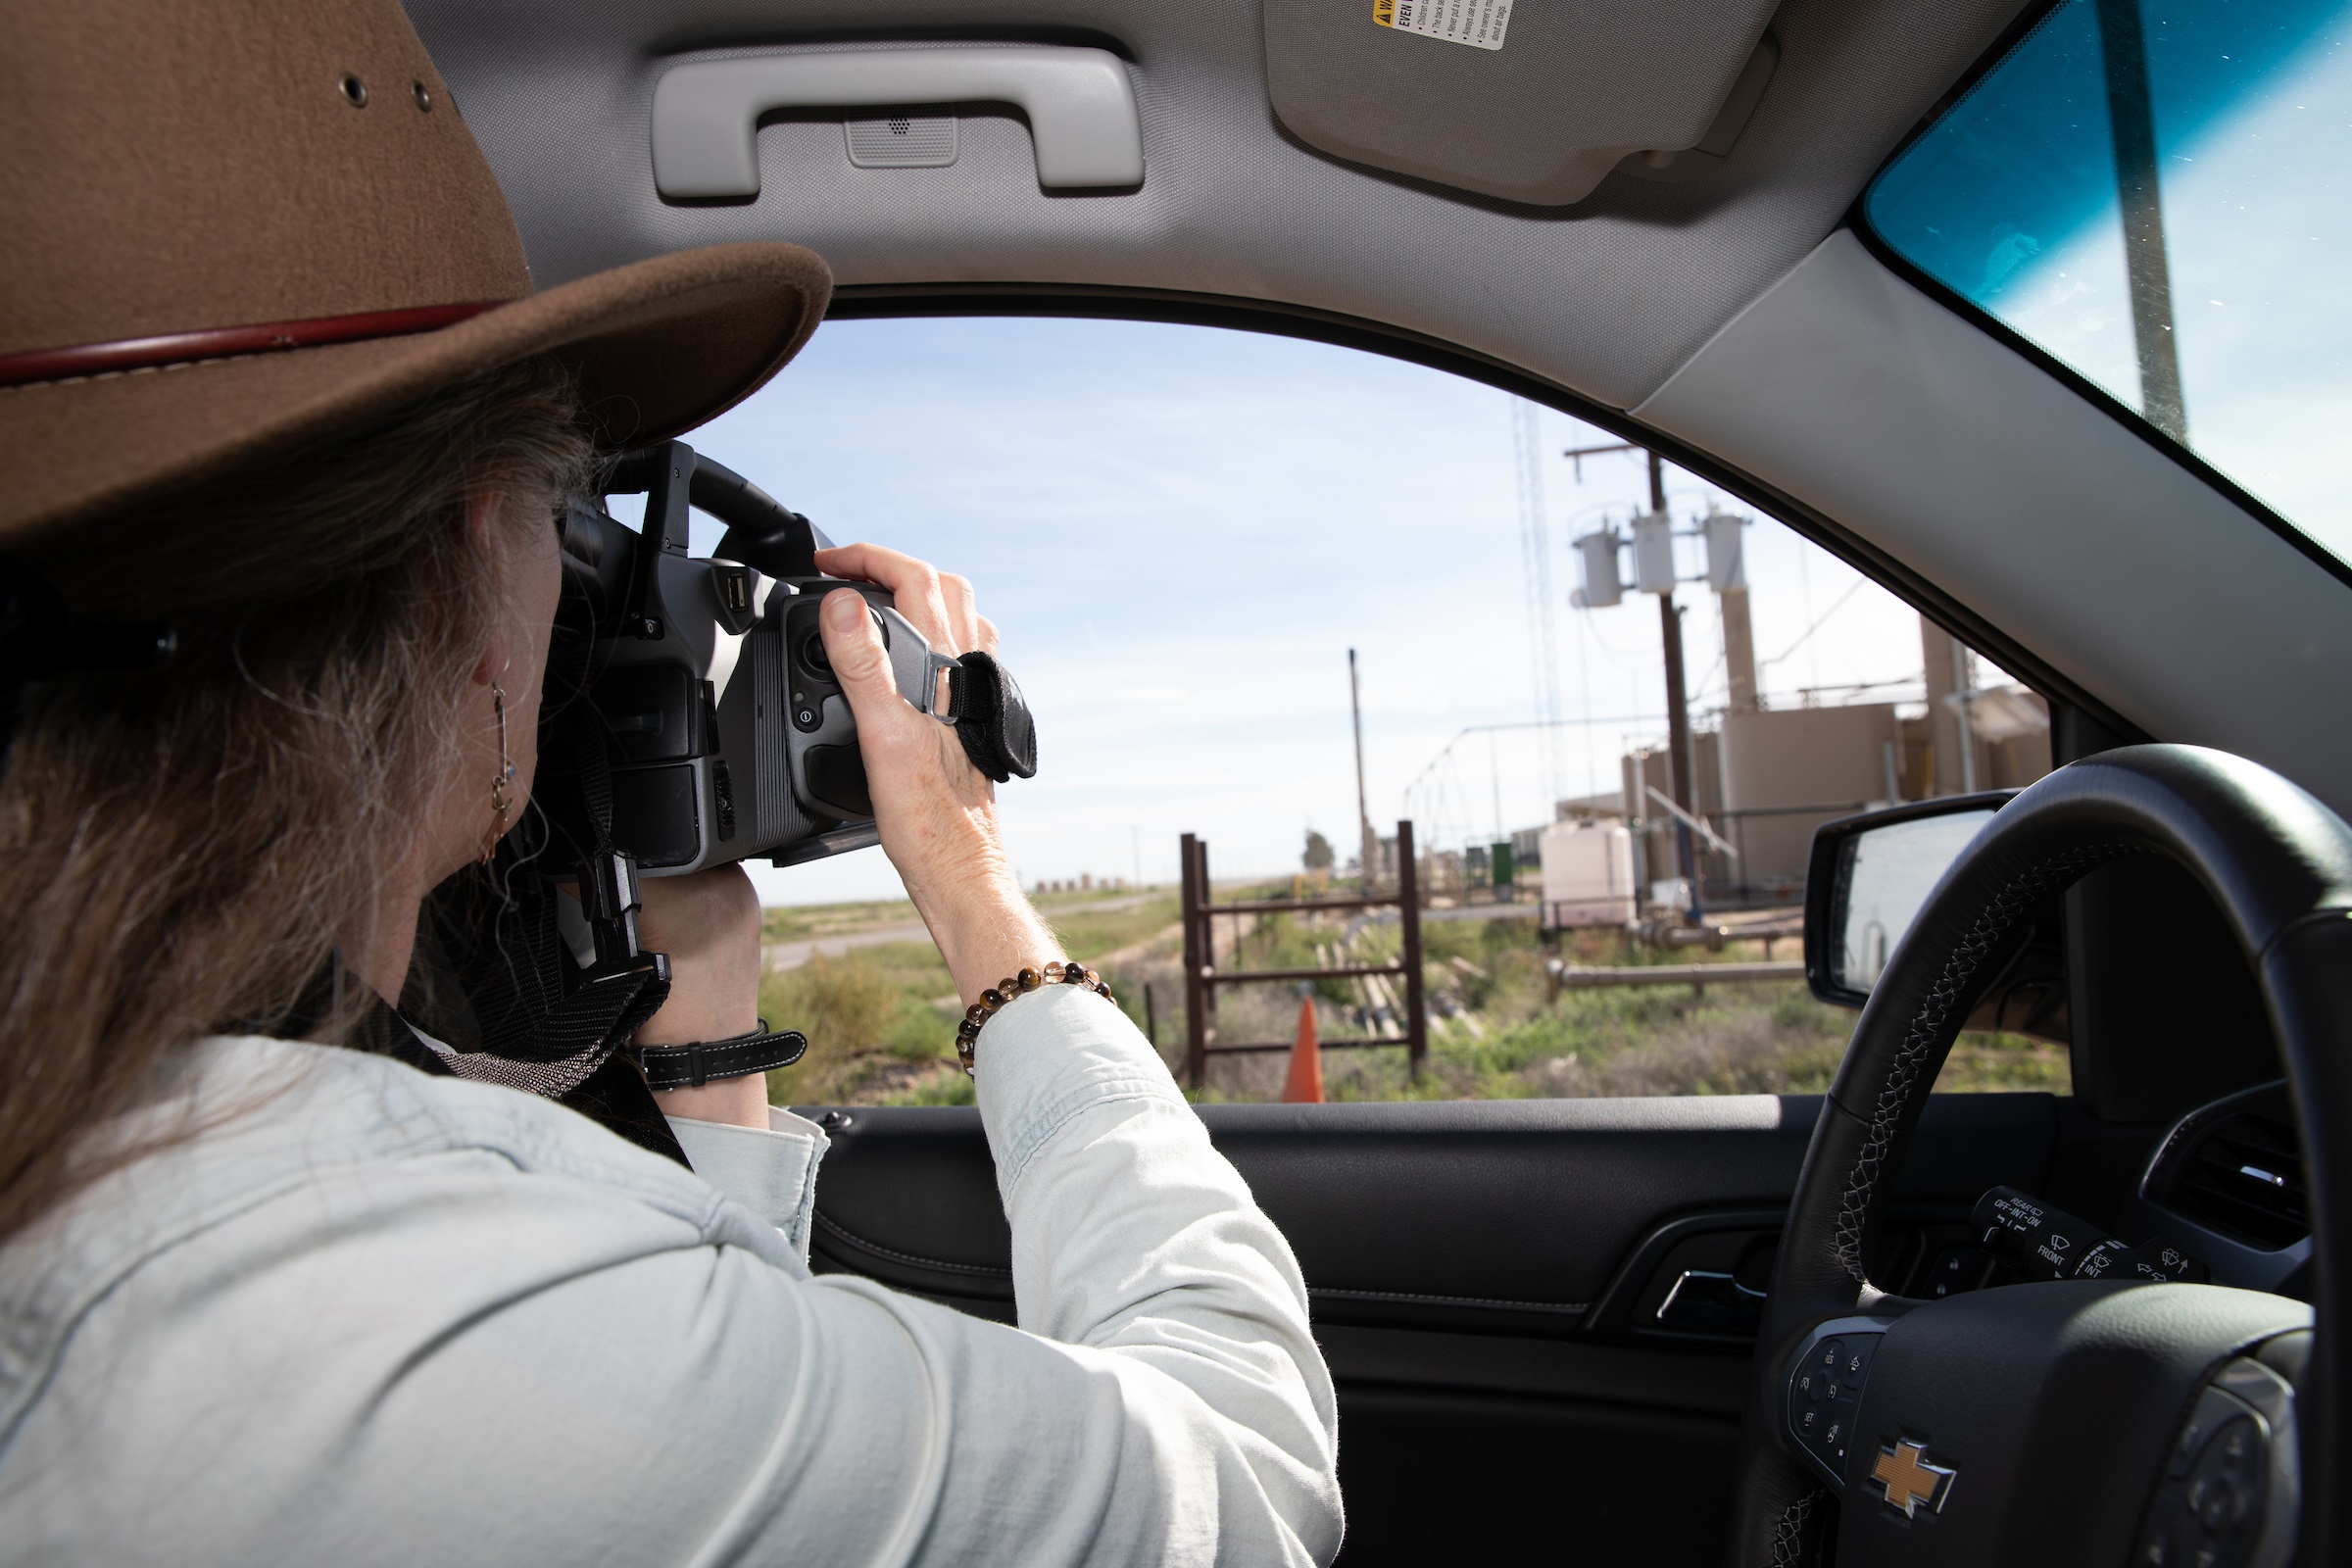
[956, 960, 1114, 1075]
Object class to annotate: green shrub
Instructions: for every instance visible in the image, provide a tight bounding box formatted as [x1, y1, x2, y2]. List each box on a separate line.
[761, 950, 953, 1103]
[773, 952, 896, 1054]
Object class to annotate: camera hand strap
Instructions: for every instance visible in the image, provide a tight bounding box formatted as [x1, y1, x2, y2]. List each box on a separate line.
[939, 650, 1038, 784]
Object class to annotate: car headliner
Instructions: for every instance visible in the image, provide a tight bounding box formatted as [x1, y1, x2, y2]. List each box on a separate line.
[411, 0, 2028, 410]
[409, 0, 2352, 819]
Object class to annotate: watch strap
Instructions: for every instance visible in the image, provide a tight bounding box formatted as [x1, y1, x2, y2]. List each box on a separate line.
[629, 1020, 808, 1091]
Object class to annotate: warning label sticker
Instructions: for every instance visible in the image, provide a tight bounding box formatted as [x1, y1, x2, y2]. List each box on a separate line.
[1373, 0, 1511, 51]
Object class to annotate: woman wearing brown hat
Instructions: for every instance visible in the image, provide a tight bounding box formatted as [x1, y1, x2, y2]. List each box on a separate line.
[0, 3, 1340, 1563]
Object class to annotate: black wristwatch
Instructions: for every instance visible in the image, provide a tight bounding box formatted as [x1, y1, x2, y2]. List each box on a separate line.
[627, 1020, 808, 1092]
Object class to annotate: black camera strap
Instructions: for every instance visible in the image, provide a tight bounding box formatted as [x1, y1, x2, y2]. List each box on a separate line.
[305, 938, 689, 1170]
[404, 843, 688, 1166]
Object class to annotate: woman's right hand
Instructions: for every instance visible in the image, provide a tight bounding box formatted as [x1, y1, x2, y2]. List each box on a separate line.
[811, 544, 1063, 1007]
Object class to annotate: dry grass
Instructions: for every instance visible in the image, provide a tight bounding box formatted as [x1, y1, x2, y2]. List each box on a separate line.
[760, 942, 967, 1106]
[760, 899, 921, 943]
[760, 892, 1187, 1108]
[755, 887, 2071, 1106]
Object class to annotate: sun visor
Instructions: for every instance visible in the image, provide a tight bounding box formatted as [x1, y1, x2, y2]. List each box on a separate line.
[1264, 0, 1782, 206]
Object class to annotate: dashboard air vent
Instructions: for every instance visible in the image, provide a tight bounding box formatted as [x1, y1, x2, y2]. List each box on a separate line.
[2155, 1105, 2308, 1251]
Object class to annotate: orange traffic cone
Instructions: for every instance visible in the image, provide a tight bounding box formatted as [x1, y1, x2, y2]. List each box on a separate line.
[1282, 993, 1325, 1103]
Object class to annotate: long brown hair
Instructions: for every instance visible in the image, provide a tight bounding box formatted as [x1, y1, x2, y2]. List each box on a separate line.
[0, 357, 593, 1248]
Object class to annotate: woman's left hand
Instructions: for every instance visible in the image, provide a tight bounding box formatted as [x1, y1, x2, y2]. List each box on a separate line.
[633, 863, 769, 1128]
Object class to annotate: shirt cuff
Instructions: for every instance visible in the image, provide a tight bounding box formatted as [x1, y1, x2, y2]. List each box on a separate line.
[972, 981, 1187, 1200]
[664, 1107, 832, 1264]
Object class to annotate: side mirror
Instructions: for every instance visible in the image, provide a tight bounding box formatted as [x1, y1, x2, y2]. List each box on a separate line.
[1803, 792, 2019, 1007]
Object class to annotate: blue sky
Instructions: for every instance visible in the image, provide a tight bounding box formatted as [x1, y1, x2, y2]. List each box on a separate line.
[671, 317, 1937, 904]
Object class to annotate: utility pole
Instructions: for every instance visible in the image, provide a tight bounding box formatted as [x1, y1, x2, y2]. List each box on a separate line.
[1349, 649, 1379, 890]
[1513, 401, 1564, 808]
[1649, 451, 1701, 923]
[1561, 437, 1706, 921]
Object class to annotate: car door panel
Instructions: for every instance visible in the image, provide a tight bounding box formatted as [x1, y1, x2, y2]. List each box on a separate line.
[1334, 1386, 1739, 1564]
[801, 1095, 2062, 1323]
[796, 1092, 2090, 1563]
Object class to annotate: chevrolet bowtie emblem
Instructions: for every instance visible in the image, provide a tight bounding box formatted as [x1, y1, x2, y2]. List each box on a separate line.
[1870, 1438, 1956, 1520]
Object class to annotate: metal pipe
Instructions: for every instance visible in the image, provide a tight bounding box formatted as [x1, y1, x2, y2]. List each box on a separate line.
[1398, 819, 1427, 1081]
[1643, 784, 1738, 858]
[1180, 833, 1209, 1089]
[1550, 960, 1804, 988]
[1203, 963, 1407, 985]
[1203, 895, 1404, 915]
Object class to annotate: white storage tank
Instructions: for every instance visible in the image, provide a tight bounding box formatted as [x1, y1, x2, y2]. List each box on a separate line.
[1540, 819, 1637, 928]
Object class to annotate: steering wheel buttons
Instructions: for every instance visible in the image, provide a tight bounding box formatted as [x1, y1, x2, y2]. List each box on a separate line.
[2168, 1387, 2254, 1479]
[1926, 1244, 1993, 1298]
[1784, 1322, 1888, 1484]
[2141, 1389, 2273, 1568]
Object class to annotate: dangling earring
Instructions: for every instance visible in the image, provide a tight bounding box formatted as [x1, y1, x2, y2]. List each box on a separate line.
[481, 681, 515, 866]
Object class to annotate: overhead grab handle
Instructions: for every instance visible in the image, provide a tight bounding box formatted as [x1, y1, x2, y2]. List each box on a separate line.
[651, 45, 1144, 199]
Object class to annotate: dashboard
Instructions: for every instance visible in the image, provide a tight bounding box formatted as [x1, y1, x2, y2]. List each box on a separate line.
[2126, 1081, 2308, 1296]
[1925, 1080, 2307, 1302]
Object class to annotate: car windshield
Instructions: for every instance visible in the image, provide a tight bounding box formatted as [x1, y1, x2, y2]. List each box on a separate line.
[1861, 0, 2352, 568]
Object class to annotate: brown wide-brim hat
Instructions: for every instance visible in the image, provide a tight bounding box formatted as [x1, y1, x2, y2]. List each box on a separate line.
[0, 0, 832, 544]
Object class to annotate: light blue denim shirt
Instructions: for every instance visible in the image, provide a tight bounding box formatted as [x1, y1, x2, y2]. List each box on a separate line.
[0, 984, 1341, 1565]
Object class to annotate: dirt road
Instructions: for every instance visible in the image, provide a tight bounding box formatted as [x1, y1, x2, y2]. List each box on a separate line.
[762, 889, 1164, 972]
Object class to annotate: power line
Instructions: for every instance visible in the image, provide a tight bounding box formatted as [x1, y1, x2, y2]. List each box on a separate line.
[1760, 576, 1867, 668]
[1401, 713, 1671, 806]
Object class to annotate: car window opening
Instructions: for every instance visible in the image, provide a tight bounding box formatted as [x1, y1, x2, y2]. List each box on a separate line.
[710, 318, 2067, 1107]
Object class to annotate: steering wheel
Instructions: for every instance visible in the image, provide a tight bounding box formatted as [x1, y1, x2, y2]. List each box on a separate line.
[1728, 745, 2352, 1567]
